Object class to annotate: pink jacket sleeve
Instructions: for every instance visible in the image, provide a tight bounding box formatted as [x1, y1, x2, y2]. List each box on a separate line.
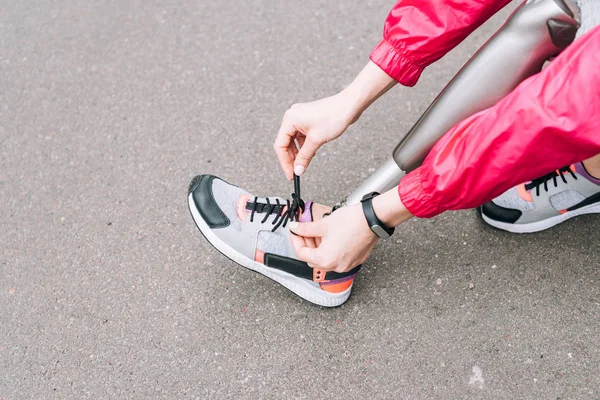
[399, 26, 600, 218]
[370, 0, 512, 86]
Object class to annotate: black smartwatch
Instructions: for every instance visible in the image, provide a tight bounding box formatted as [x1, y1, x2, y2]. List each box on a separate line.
[361, 192, 395, 239]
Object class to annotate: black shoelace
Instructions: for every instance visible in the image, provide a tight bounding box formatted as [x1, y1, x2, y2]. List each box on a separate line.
[248, 175, 305, 232]
[525, 166, 577, 196]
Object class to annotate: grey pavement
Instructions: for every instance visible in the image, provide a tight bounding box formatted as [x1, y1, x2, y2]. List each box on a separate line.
[1, 1, 599, 399]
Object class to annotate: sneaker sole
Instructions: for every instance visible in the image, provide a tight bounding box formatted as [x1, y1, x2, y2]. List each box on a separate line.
[188, 193, 352, 307]
[481, 202, 600, 233]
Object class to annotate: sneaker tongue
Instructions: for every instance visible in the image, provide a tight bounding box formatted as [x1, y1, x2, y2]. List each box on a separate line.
[299, 201, 313, 223]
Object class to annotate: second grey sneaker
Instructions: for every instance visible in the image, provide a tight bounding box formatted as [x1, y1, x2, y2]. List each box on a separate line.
[481, 163, 600, 233]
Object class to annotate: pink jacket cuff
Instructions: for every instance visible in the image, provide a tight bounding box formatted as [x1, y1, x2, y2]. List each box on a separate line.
[397, 167, 441, 218]
[369, 39, 424, 87]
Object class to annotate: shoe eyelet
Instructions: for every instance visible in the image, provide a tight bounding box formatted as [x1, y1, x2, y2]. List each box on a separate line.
[313, 269, 326, 282]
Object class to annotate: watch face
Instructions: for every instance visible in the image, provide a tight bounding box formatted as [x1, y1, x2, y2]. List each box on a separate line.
[370, 224, 390, 239]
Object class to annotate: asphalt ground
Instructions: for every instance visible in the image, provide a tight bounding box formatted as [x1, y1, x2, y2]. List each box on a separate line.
[1, 1, 598, 399]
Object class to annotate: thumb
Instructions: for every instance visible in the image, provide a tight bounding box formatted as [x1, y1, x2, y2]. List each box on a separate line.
[294, 138, 321, 176]
[288, 220, 324, 238]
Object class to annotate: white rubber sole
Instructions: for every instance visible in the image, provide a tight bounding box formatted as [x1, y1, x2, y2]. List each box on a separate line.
[188, 194, 352, 307]
[482, 202, 600, 233]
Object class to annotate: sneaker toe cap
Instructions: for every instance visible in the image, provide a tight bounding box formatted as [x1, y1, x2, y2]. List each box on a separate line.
[189, 175, 231, 228]
[481, 200, 522, 223]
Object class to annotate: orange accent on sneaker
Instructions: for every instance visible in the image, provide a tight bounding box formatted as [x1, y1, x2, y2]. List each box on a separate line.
[517, 183, 533, 203]
[319, 279, 354, 293]
[237, 194, 250, 221]
[558, 209, 568, 215]
[254, 249, 265, 264]
[313, 268, 326, 282]
[569, 164, 576, 173]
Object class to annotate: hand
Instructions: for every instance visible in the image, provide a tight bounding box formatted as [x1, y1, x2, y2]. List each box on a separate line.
[288, 188, 413, 273]
[273, 61, 398, 180]
[273, 93, 357, 180]
[288, 204, 378, 273]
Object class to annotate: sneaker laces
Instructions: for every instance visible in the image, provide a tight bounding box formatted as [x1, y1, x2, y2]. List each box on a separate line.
[248, 175, 305, 232]
[525, 166, 578, 196]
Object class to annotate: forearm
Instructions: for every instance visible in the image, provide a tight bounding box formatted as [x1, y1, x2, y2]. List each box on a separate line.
[342, 0, 514, 123]
[338, 61, 397, 123]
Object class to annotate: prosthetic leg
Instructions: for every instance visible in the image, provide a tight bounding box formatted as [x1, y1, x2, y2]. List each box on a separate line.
[344, 0, 581, 206]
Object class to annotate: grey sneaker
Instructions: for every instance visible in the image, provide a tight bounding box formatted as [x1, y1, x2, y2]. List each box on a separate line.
[481, 164, 600, 233]
[187, 175, 360, 307]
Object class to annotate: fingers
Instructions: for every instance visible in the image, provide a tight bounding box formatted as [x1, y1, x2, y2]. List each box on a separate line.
[289, 224, 362, 272]
[304, 235, 316, 249]
[290, 140, 299, 158]
[294, 137, 321, 176]
[288, 221, 325, 238]
[274, 116, 298, 180]
[314, 236, 322, 247]
[290, 228, 317, 250]
[290, 234, 324, 266]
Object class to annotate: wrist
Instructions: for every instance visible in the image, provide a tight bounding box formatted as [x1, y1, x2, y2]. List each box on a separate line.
[338, 61, 397, 124]
[336, 87, 367, 124]
[371, 188, 413, 228]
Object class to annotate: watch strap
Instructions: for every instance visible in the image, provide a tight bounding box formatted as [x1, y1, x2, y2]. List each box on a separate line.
[361, 192, 395, 239]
